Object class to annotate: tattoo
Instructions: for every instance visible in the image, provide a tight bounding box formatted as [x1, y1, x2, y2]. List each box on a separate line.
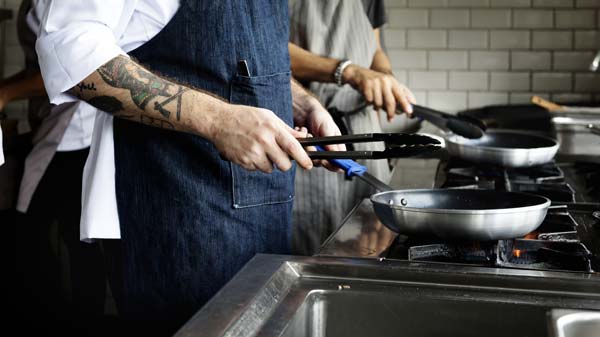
[140, 115, 175, 130]
[97, 57, 187, 120]
[69, 55, 192, 132]
[77, 82, 97, 92]
[88, 96, 124, 114]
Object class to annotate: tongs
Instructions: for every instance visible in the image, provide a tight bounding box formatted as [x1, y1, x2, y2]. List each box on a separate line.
[330, 103, 486, 139]
[411, 104, 486, 139]
[299, 133, 441, 159]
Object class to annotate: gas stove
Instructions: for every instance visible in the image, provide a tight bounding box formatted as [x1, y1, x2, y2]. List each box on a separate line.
[319, 159, 600, 274]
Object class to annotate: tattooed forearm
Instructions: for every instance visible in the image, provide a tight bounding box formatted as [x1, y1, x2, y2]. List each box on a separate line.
[140, 115, 175, 130]
[68, 55, 192, 130]
[67, 55, 228, 136]
[88, 96, 124, 114]
[95, 56, 188, 120]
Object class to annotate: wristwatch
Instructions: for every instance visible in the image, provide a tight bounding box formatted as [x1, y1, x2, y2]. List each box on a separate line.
[334, 59, 352, 87]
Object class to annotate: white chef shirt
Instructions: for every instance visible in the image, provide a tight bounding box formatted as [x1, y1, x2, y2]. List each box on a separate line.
[36, 0, 180, 241]
[56, 103, 95, 151]
[26, 4, 96, 153]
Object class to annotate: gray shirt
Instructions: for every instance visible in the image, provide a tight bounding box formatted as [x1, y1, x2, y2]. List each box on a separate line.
[361, 0, 387, 28]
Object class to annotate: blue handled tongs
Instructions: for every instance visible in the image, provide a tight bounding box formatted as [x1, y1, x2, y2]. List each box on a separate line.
[299, 133, 441, 160]
[313, 144, 394, 192]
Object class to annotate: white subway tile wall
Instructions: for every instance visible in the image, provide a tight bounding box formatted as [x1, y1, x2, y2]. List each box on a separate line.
[2, 1, 599, 122]
[384, 0, 599, 113]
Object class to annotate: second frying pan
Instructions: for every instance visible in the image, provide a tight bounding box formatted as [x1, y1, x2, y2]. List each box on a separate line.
[445, 129, 559, 168]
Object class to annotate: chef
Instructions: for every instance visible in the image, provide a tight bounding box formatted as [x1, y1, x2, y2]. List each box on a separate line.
[35, 0, 342, 335]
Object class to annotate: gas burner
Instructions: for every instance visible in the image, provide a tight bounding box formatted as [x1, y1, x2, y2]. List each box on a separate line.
[406, 242, 497, 264]
[394, 203, 594, 272]
[444, 160, 564, 182]
[509, 182, 576, 202]
[498, 239, 593, 272]
[442, 160, 576, 203]
[508, 162, 565, 183]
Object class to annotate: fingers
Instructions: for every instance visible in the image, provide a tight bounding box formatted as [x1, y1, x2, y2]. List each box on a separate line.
[392, 83, 413, 116]
[405, 86, 417, 104]
[255, 155, 274, 173]
[294, 127, 324, 168]
[402, 85, 416, 116]
[363, 83, 374, 105]
[265, 144, 293, 172]
[372, 80, 383, 111]
[248, 136, 275, 173]
[276, 127, 313, 170]
[289, 125, 309, 138]
[382, 81, 396, 122]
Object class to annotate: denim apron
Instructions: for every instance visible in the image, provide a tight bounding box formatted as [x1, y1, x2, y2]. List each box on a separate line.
[112, 0, 294, 329]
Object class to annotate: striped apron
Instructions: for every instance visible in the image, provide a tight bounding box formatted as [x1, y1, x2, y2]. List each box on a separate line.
[289, 0, 391, 255]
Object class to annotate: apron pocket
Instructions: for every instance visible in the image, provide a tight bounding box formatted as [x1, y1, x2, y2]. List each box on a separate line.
[229, 71, 295, 208]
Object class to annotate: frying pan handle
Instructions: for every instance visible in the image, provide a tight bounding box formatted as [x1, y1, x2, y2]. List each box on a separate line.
[315, 146, 367, 178]
[411, 105, 448, 131]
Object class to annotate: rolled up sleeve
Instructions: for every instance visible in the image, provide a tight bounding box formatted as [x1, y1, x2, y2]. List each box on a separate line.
[35, 1, 132, 105]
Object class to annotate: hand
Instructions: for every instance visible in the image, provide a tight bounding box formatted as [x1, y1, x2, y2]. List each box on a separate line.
[210, 104, 313, 173]
[342, 65, 416, 121]
[302, 100, 347, 172]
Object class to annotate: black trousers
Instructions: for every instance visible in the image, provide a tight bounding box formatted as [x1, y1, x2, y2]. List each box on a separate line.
[13, 148, 106, 336]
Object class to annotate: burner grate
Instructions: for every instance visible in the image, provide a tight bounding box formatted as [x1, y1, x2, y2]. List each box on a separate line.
[396, 190, 594, 272]
[407, 243, 496, 264]
[403, 235, 594, 272]
[442, 160, 576, 203]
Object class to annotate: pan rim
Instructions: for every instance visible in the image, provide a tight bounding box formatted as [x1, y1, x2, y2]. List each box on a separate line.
[370, 189, 551, 215]
[445, 129, 560, 152]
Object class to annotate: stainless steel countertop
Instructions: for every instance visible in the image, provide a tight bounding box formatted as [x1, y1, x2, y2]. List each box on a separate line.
[175, 254, 600, 337]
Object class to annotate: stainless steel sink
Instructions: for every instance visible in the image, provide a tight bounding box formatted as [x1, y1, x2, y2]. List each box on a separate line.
[175, 255, 600, 337]
[548, 309, 600, 337]
[281, 290, 559, 337]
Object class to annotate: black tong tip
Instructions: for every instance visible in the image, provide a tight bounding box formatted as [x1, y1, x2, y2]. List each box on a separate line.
[300, 133, 442, 160]
[446, 118, 485, 139]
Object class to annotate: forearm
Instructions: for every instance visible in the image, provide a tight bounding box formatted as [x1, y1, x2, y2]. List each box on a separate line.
[289, 43, 339, 83]
[370, 49, 393, 75]
[69, 55, 227, 138]
[0, 71, 47, 105]
[370, 29, 393, 75]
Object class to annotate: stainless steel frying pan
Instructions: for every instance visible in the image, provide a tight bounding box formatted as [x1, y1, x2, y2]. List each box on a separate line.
[445, 129, 559, 168]
[371, 189, 550, 241]
[323, 155, 551, 241]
